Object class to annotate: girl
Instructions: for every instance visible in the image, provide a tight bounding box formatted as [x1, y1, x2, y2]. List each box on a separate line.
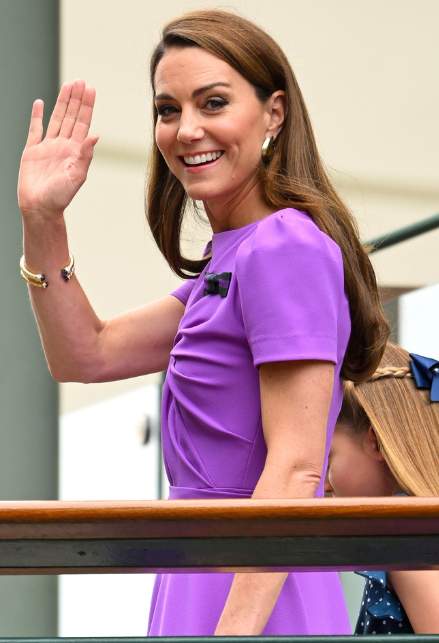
[17, 9, 388, 636]
[327, 342, 439, 634]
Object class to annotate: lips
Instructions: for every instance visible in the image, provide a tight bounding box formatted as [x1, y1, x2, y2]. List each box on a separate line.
[182, 150, 224, 166]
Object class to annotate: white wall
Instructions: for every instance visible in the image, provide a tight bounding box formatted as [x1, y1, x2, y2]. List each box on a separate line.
[58, 385, 162, 636]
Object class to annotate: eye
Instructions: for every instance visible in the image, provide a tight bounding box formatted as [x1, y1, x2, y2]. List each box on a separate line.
[156, 104, 179, 119]
[204, 97, 228, 111]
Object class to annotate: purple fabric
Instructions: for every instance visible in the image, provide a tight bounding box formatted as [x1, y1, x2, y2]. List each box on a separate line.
[148, 208, 351, 636]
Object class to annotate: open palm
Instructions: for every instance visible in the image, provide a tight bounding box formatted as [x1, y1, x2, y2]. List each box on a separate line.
[18, 80, 98, 217]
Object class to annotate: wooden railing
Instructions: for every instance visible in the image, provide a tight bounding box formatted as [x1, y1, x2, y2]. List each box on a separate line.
[0, 497, 438, 574]
[1, 497, 438, 641]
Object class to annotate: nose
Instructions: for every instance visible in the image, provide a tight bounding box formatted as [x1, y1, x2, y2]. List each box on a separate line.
[177, 108, 204, 144]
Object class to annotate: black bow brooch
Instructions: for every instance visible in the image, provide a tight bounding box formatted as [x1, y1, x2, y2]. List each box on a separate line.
[204, 272, 232, 298]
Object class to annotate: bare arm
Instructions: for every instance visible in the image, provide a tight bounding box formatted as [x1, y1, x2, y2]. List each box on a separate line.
[18, 81, 184, 382]
[389, 570, 439, 633]
[215, 360, 334, 635]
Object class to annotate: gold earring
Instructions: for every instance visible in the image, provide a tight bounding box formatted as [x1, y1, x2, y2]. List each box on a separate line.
[261, 136, 275, 163]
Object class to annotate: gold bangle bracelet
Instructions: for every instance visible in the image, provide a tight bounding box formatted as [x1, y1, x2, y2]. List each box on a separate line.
[19, 254, 75, 289]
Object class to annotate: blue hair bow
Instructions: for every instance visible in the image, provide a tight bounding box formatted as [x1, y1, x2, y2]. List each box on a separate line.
[409, 353, 439, 402]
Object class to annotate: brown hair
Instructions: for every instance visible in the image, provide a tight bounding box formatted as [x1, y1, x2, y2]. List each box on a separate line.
[146, 9, 389, 381]
[339, 343, 439, 495]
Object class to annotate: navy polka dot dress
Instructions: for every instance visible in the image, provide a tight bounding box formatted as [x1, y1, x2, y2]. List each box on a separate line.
[354, 571, 413, 635]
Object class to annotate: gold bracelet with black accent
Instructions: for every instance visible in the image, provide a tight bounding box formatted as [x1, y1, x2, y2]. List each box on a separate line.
[19, 254, 75, 289]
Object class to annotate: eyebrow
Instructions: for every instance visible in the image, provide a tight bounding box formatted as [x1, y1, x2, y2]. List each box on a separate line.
[154, 82, 231, 102]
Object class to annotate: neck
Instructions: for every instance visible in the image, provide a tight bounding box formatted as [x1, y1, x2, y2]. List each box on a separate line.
[204, 176, 273, 233]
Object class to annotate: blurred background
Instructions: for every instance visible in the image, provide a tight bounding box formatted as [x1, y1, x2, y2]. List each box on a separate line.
[1, 0, 438, 636]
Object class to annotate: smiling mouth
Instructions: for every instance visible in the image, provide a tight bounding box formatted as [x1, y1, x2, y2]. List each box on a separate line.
[181, 150, 224, 167]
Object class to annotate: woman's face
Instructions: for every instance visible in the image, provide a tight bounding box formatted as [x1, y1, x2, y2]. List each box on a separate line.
[153, 46, 280, 208]
[325, 424, 398, 497]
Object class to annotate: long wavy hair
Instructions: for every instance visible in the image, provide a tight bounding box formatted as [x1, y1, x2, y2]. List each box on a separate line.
[147, 9, 389, 381]
[339, 343, 439, 495]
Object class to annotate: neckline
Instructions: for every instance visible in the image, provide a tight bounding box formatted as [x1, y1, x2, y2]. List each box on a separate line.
[209, 208, 298, 255]
[211, 207, 296, 240]
[212, 218, 260, 239]
[210, 218, 260, 256]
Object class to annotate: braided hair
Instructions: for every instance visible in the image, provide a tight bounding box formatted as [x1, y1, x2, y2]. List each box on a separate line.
[367, 366, 411, 382]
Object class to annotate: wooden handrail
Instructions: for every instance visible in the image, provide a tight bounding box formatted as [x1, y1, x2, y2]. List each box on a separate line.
[0, 497, 438, 537]
[1, 501, 436, 640]
[0, 498, 437, 574]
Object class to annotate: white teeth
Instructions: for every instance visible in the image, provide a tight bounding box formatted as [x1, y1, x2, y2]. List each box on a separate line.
[183, 151, 223, 165]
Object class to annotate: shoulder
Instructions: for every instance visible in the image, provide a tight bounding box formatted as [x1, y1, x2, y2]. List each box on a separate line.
[236, 207, 343, 272]
[238, 208, 341, 259]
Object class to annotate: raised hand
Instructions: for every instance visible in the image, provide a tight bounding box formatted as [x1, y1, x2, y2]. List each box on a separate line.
[18, 80, 99, 219]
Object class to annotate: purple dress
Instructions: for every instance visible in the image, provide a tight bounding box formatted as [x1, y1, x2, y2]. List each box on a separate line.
[147, 208, 351, 635]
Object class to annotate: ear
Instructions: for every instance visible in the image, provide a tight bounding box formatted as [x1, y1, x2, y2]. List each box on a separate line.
[363, 426, 386, 462]
[265, 90, 286, 139]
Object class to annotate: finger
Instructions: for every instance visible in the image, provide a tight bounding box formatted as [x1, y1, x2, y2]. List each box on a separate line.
[46, 82, 73, 138]
[59, 79, 86, 138]
[25, 99, 44, 147]
[71, 86, 96, 143]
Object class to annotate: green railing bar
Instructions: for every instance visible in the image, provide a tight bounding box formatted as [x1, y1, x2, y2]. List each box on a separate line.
[1, 534, 438, 573]
[366, 212, 439, 253]
[0, 637, 437, 643]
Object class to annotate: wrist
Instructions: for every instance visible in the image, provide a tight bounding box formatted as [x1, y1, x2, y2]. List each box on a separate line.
[22, 211, 67, 244]
[22, 214, 70, 273]
[21, 207, 65, 223]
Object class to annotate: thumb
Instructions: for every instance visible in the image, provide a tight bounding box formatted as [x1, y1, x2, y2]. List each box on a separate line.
[80, 135, 99, 160]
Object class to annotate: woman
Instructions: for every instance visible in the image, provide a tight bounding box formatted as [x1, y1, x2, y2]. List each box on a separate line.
[17, 9, 389, 636]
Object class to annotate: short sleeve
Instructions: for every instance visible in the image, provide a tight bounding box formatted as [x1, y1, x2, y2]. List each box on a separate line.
[235, 210, 345, 367]
[170, 279, 195, 306]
